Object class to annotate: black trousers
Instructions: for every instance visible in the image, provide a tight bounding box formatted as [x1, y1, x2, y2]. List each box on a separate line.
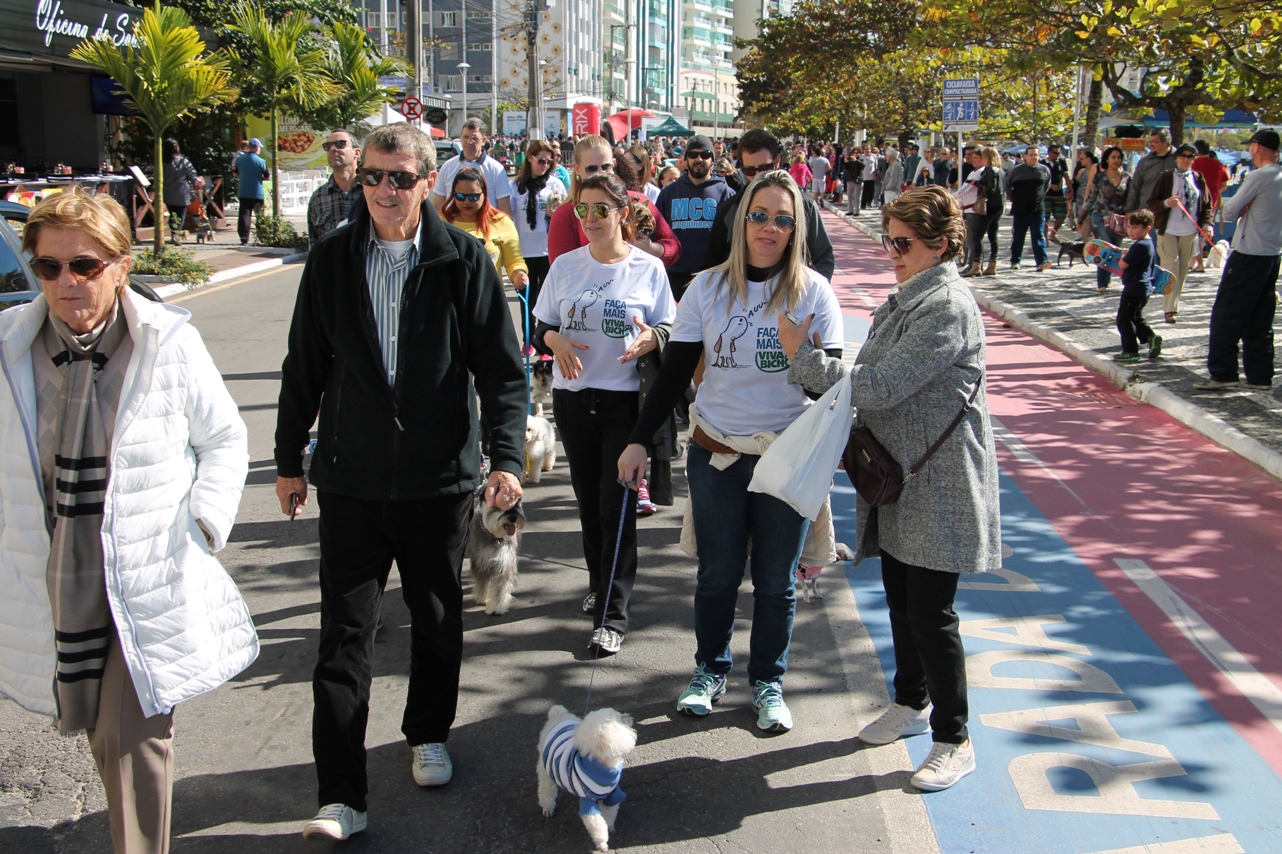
[312, 489, 472, 812]
[1116, 290, 1155, 355]
[553, 388, 639, 635]
[861, 180, 876, 209]
[964, 209, 1002, 265]
[237, 197, 263, 244]
[1207, 252, 1279, 385]
[880, 549, 969, 744]
[521, 256, 551, 349]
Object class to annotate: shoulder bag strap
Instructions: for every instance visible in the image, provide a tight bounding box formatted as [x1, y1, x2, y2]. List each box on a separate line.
[905, 373, 984, 479]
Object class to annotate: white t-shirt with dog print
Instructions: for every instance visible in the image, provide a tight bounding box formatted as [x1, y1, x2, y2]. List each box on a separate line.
[672, 268, 843, 437]
[534, 244, 677, 393]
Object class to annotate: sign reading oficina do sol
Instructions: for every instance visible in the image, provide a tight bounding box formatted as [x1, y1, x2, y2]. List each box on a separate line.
[245, 116, 328, 170]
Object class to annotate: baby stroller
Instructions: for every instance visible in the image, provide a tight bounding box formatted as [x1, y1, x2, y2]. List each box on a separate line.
[184, 183, 215, 244]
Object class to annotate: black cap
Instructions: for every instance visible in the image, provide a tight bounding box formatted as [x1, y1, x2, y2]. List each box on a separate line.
[685, 134, 714, 154]
[1249, 129, 1280, 152]
[1174, 143, 1197, 157]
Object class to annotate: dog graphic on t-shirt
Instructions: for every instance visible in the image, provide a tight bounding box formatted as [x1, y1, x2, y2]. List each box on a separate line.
[566, 289, 599, 331]
[712, 316, 750, 368]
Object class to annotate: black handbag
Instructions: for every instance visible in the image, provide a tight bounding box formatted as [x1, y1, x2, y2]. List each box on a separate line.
[843, 377, 983, 506]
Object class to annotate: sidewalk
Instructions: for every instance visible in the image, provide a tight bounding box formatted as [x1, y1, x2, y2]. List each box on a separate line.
[820, 199, 1282, 483]
[132, 207, 310, 298]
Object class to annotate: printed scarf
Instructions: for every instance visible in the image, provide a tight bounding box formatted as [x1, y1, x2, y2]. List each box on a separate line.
[524, 172, 550, 231]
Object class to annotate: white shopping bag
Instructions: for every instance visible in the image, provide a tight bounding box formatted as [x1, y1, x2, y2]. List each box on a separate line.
[747, 377, 853, 520]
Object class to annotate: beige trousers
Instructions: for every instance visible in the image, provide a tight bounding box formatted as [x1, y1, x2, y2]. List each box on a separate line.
[87, 631, 174, 854]
[1159, 231, 1198, 316]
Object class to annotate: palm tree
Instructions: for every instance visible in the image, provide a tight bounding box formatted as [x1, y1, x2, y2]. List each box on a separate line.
[300, 22, 408, 131]
[71, 3, 237, 254]
[229, 4, 336, 218]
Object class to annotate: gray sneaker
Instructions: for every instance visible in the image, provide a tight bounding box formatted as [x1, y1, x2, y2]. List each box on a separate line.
[751, 681, 793, 732]
[677, 664, 727, 717]
[858, 703, 932, 745]
[411, 742, 452, 787]
[303, 804, 367, 841]
[910, 739, 976, 791]
[587, 627, 623, 656]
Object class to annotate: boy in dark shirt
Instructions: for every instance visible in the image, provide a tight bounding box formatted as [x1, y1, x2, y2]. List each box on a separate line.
[1115, 209, 1163, 362]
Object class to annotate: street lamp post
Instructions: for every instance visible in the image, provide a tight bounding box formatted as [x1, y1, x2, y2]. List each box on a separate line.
[458, 60, 470, 131]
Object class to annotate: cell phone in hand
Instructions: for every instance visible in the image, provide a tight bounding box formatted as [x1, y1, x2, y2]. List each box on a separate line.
[785, 312, 802, 326]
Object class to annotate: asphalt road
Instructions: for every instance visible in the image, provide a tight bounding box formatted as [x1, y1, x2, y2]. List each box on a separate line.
[0, 262, 935, 853]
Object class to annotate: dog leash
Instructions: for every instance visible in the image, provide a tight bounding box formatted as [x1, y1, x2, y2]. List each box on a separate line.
[517, 287, 533, 414]
[1174, 198, 1225, 259]
[583, 481, 633, 718]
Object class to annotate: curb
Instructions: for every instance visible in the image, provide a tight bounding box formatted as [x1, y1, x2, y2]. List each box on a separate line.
[818, 198, 1282, 484]
[151, 251, 308, 300]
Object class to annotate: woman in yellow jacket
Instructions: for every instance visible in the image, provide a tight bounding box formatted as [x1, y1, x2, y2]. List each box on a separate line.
[442, 167, 529, 289]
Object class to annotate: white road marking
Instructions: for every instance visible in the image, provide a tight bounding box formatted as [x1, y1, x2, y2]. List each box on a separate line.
[1115, 558, 1282, 739]
[1082, 831, 1244, 853]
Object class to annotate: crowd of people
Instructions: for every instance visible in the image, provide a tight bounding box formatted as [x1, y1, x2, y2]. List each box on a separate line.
[2, 111, 1277, 853]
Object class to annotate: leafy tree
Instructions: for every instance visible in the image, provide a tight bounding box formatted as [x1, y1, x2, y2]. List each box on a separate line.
[916, 0, 1282, 144]
[292, 22, 408, 131]
[228, 3, 337, 216]
[71, 3, 237, 254]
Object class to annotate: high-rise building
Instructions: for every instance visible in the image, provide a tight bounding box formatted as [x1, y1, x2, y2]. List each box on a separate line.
[602, 1, 679, 116]
[677, 0, 738, 135]
[497, 0, 607, 136]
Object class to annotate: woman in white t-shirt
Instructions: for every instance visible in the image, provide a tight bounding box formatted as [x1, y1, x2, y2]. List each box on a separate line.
[510, 140, 567, 350]
[533, 173, 677, 657]
[617, 170, 843, 733]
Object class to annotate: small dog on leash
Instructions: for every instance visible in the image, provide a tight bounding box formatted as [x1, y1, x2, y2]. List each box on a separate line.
[537, 704, 636, 852]
[524, 415, 556, 484]
[1207, 240, 1230, 269]
[530, 356, 554, 417]
[466, 493, 525, 615]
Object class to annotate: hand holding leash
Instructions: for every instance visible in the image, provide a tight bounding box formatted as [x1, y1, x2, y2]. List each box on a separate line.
[617, 444, 647, 490]
[485, 470, 523, 510]
[276, 475, 307, 518]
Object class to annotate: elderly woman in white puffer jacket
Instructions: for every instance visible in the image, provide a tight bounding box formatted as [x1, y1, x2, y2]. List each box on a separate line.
[0, 188, 257, 854]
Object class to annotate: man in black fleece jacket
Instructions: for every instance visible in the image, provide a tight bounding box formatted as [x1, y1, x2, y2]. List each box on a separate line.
[1006, 146, 1052, 271]
[273, 123, 527, 841]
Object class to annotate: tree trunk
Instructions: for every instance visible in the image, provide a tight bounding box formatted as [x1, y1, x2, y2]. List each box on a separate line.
[153, 133, 164, 256]
[1167, 101, 1186, 145]
[270, 105, 281, 219]
[1083, 76, 1103, 150]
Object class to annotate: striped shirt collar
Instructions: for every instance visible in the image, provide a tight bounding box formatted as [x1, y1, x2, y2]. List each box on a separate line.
[365, 218, 424, 259]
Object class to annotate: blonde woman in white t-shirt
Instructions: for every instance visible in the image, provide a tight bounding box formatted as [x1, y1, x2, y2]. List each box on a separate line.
[618, 170, 843, 733]
[532, 173, 677, 657]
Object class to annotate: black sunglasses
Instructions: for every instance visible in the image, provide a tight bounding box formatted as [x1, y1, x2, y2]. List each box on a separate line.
[533, 157, 553, 166]
[30, 255, 118, 282]
[321, 139, 351, 151]
[582, 163, 614, 174]
[687, 150, 714, 160]
[745, 211, 796, 230]
[741, 164, 777, 178]
[454, 192, 482, 202]
[356, 167, 430, 190]
[881, 235, 923, 255]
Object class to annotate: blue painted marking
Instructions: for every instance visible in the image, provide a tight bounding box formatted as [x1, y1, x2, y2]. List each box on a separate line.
[832, 475, 1282, 852]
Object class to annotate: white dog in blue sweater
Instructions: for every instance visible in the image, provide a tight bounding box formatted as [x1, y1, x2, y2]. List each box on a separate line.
[537, 704, 637, 851]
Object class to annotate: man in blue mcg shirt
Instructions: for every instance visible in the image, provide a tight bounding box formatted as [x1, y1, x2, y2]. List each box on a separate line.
[656, 134, 737, 300]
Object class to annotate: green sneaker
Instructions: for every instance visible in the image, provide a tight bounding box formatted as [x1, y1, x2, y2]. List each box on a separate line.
[751, 681, 793, 732]
[676, 664, 727, 717]
[1113, 353, 1142, 363]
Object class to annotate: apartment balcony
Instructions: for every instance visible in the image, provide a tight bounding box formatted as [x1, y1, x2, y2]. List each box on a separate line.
[692, 0, 711, 10]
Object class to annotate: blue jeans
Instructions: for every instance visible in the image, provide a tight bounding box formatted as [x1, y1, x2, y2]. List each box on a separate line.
[1091, 212, 1124, 289]
[686, 444, 810, 686]
[1009, 212, 1048, 266]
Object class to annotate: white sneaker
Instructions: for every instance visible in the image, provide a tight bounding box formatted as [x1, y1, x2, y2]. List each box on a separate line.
[411, 742, 453, 786]
[910, 739, 976, 791]
[858, 703, 932, 745]
[302, 803, 367, 841]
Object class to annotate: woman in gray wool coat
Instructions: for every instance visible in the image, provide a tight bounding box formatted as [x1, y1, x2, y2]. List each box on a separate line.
[778, 185, 1000, 792]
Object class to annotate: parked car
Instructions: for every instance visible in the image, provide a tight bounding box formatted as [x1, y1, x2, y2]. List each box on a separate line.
[0, 200, 162, 312]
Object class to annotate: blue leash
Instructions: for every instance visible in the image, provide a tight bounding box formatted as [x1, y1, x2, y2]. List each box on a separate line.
[583, 480, 633, 718]
[517, 287, 532, 414]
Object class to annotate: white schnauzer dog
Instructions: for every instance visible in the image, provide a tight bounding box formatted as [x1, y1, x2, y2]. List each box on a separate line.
[537, 704, 637, 852]
[530, 356, 555, 417]
[524, 414, 557, 484]
[466, 493, 525, 615]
